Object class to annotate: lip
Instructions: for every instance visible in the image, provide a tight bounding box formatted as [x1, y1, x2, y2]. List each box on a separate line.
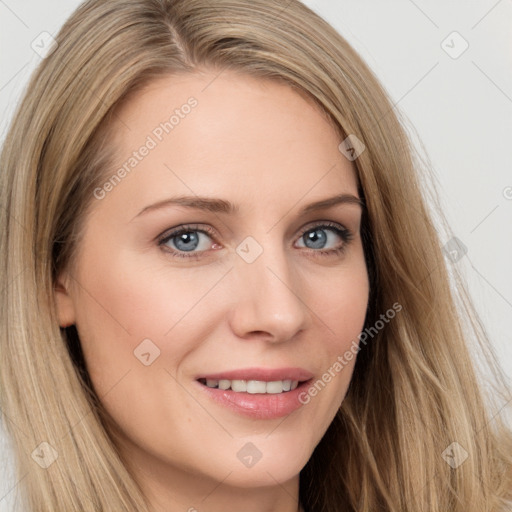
[195, 367, 314, 420]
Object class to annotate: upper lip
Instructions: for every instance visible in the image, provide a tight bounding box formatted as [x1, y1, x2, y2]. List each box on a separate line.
[196, 367, 314, 382]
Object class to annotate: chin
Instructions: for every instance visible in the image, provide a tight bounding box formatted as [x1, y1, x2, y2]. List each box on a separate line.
[210, 434, 315, 487]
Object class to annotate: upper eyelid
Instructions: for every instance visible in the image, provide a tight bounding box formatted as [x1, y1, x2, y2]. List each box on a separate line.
[158, 223, 215, 243]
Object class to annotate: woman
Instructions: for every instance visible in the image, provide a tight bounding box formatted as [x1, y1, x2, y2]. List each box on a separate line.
[0, 0, 511, 511]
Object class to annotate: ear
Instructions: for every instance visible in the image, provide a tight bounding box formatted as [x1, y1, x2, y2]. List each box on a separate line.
[54, 271, 77, 328]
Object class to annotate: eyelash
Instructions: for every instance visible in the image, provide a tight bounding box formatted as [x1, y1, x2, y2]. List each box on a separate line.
[157, 221, 354, 261]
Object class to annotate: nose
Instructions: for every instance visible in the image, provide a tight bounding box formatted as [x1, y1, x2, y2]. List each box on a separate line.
[227, 240, 311, 343]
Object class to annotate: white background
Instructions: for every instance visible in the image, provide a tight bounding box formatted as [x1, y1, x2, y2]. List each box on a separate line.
[1, 1, 511, 509]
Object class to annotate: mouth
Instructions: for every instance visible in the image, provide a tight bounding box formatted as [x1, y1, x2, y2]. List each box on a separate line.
[195, 367, 314, 419]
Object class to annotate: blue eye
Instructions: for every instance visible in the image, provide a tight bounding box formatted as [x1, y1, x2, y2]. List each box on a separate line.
[158, 224, 216, 259]
[158, 222, 353, 260]
[298, 225, 348, 251]
[169, 231, 203, 252]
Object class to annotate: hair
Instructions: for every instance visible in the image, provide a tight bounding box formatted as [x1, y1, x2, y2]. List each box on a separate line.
[1, 0, 511, 510]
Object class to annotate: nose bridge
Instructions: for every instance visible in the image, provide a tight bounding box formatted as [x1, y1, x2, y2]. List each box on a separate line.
[229, 233, 309, 341]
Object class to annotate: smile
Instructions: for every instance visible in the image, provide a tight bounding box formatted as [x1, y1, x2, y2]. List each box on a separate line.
[198, 378, 300, 394]
[195, 367, 314, 419]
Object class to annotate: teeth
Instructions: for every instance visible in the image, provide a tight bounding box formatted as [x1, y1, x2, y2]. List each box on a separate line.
[201, 378, 302, 394]
[247, 380, 267, 394]
[218, 379, 230, 390]
[231, 380, 247, 392]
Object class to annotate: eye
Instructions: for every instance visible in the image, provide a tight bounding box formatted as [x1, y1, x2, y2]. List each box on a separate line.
[157, 221, 353, 260]
[158, 224, 217, 259]
[295, 222, 353, 257]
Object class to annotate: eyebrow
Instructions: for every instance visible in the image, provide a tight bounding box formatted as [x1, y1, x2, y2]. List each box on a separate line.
[133, 193, 364, 219]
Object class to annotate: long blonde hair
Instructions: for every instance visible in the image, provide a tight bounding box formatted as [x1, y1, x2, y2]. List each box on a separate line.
[1, 0, 511, 510]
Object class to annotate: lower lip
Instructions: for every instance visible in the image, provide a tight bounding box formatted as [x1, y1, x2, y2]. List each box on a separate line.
[196, 380, 312, 419]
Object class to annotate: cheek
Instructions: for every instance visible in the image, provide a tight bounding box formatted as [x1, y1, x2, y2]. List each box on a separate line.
[71, 247, 222, 393]
[70, 250, 221, 453]
[75, 244, 222, 336]
[309, 247, 369, 345]
[302, 253, 369, 412]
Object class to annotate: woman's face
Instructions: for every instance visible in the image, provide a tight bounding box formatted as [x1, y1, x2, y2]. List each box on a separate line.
[56, 70, 369, 508]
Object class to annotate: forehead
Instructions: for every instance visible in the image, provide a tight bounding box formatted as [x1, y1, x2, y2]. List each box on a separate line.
[101, 70, 358, 213]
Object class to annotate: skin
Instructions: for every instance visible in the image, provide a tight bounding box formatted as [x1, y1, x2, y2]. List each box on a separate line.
[55, 69, 369, 512]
